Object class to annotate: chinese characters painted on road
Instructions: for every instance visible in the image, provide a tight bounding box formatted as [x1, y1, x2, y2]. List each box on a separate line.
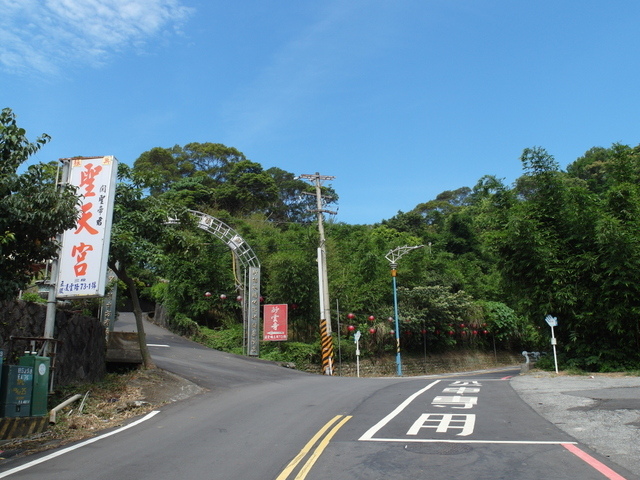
[359, 379, 484, 443]
[407, 381, 482, 437]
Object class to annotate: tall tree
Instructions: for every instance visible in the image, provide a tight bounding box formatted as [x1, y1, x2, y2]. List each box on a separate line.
[264, 167, 321, 223]
[108, 164, 173, 369]
[213, 160, 278, 215]
[133, 143, 248, 194]
[0, 108, 79, 299]
[483, 145, 640, 369]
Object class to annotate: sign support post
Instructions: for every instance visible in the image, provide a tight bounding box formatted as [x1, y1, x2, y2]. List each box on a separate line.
[354, 330, 361, 378]
[545, 315, 559, 373]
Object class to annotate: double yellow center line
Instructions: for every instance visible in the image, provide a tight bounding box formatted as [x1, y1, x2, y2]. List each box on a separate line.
[276, 415, 352, 480]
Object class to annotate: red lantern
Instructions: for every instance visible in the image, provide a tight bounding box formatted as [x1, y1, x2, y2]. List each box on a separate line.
[473, 330, 478, 335]
[347, 325, 355, 332]
[236, 295, 242, 302]
[259, 296, 265, 303]
[369, 328, 376, 334]
[347, 313, 355, 320]
[421, 329, 427, 334]
[204, 292, 212, 297]
[388, 317, 394, 322]
[219, 294, 227, 300]
[483, 330, 489, 335]
[368, 315, 375, 322]
[449, 330, 455, 335]
[390, 330, 395, 335]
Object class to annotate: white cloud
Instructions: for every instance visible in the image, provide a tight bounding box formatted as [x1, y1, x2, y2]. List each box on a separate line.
[0, 0, 193, 75]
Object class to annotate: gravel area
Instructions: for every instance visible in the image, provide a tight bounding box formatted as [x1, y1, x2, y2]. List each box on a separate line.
[511, 371, 640, 477]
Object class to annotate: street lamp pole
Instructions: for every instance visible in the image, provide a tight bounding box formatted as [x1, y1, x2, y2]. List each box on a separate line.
[385, 245, 423, 376]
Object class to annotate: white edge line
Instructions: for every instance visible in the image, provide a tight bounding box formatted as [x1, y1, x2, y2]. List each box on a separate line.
[359, 380, 441, 441]
[0, 410, 161, 478]
[147, 344, 170, 348]
[361, 437, 578, 445]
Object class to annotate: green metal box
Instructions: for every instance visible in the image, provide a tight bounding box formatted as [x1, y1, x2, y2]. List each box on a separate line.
[18, 355, 50, 417]
[0, 365, 33, 417]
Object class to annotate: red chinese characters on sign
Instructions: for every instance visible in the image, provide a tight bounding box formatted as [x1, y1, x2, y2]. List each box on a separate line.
[71, 161, 104, 276]
[57, 156, 117, 298]
[263, 304, 288, 341]
[71, 242, 94, 276]
[75, 202, 99, 235]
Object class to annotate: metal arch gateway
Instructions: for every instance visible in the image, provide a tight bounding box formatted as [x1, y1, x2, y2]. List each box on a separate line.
[167, 210, 261, 356]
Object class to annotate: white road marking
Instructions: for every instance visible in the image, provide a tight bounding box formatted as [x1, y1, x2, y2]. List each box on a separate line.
[359, 380, 441, 441]
[0, 411, 161, 478]
[362, 437, 576, 445]
[358, 378, 577, 446]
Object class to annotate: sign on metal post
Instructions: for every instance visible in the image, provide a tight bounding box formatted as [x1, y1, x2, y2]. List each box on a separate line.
[545, 315, 559, 373]
[57, 156, 118, 298]
[354, 331, 361, 378]
[263, 304, 288, 341]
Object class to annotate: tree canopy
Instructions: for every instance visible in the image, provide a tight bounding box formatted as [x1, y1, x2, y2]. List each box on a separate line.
[6, 109, 640, 372]
[126, 140, 640, 370]
[0, 108, 79, 300]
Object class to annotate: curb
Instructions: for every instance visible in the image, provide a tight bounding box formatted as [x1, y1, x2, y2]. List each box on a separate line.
[0, 417, 48, 440]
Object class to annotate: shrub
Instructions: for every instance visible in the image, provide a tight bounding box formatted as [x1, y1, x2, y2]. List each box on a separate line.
[260, 341, 320, 368]
[195, 323, 243, 355]
[20, 291, 46, 304]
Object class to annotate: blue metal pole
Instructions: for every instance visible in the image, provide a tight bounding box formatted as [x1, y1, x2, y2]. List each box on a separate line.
[392, 267, 402, 376]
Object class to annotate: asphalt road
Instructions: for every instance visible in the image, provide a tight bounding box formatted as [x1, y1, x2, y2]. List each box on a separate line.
[0, 314, 637, 480]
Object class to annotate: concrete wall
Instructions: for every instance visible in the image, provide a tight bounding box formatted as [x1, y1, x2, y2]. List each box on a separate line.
[0, 300, 106, 387]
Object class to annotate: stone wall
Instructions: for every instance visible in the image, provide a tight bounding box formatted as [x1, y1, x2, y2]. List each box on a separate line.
[306, 351, 524, 376]
[0, 300, 106, 387]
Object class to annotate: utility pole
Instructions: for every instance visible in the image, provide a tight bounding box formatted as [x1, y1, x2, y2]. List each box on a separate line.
[43, 158, 71, 358]
[300, 172, 336, 375]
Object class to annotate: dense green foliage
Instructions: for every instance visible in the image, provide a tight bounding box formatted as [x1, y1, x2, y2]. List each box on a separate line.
[5, 107, 640, 371]
[0, 108, 79, 299]
[122, 140, 640, 370]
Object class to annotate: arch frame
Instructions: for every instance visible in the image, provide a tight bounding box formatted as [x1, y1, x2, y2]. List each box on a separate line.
[167, 210, 261, 356]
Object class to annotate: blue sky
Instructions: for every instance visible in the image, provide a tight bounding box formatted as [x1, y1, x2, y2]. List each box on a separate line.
[3, 1, 640, 225]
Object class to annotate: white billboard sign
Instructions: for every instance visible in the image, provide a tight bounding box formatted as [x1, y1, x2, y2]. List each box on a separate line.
[57, 156, 118, 298]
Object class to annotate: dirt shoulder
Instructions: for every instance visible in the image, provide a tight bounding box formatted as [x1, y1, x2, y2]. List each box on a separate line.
[0, 368, 204, 462]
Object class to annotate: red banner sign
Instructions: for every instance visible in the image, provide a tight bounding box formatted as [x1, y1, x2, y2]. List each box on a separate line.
[263, 304, 288, 341]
